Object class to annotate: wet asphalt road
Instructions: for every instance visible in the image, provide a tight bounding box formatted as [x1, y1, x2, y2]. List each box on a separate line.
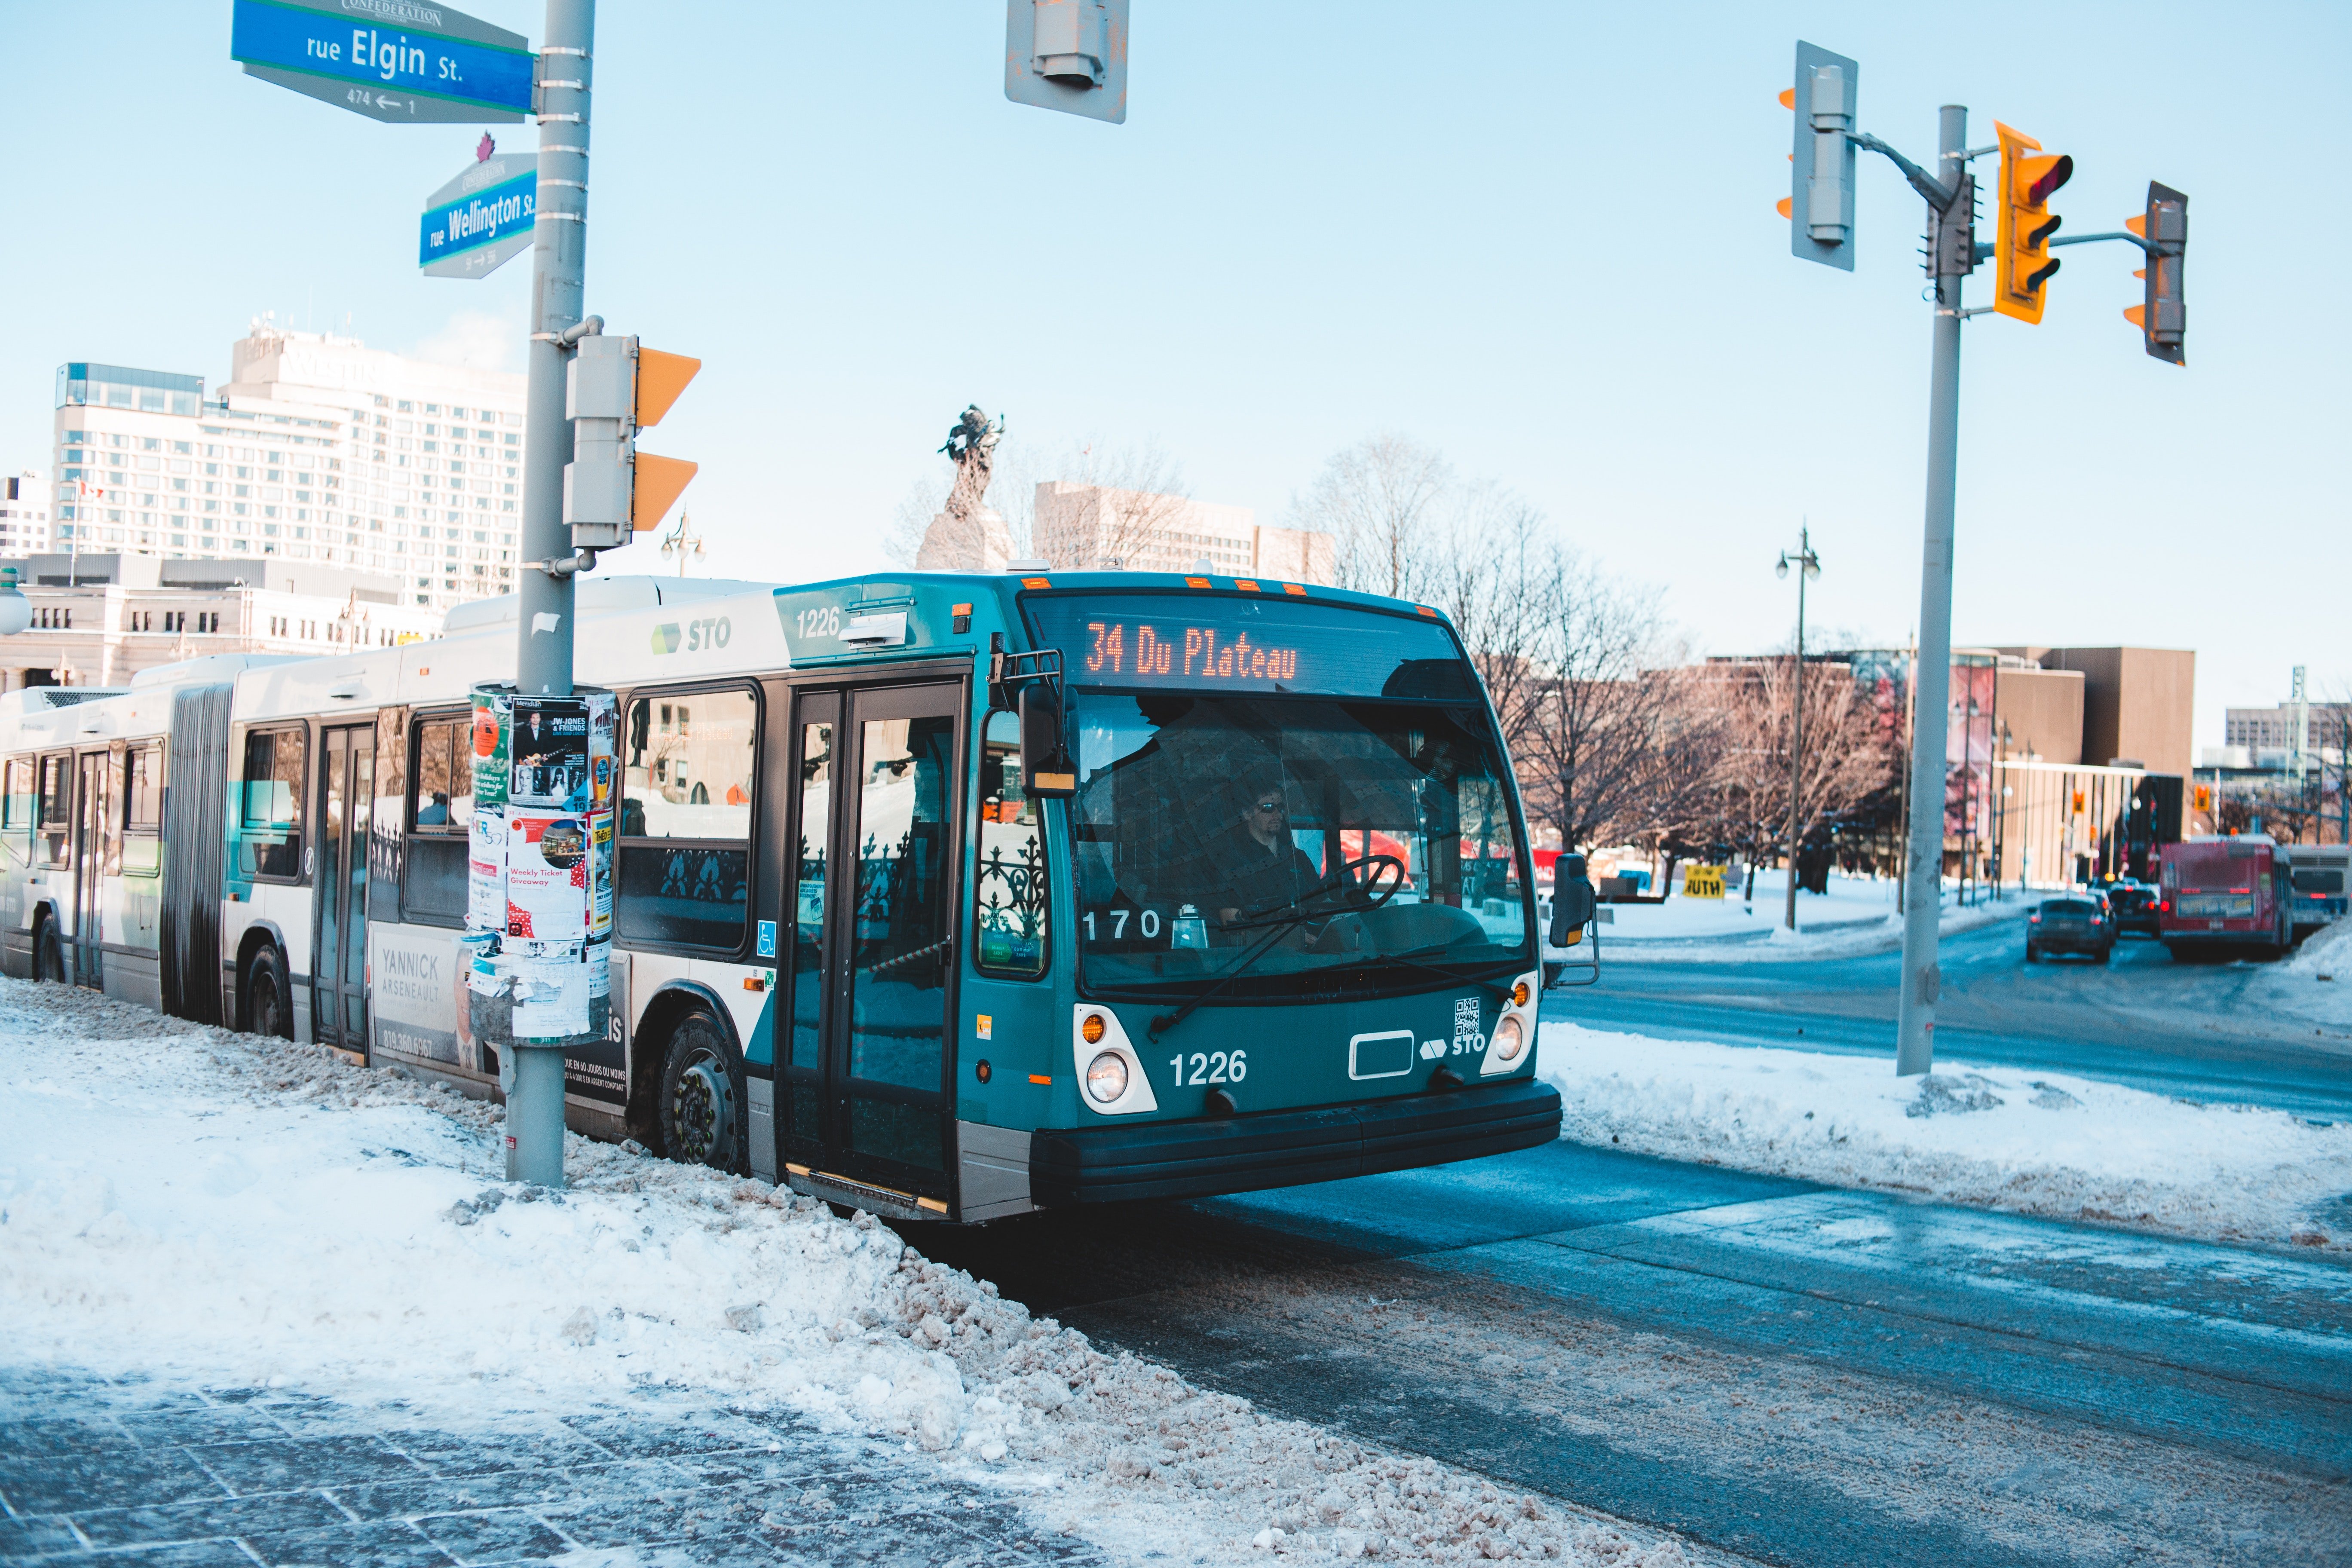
[917, 1142, 2352, 1568]
[1566, 913, 2352, 1119]
[914, 918, 2352, 1566]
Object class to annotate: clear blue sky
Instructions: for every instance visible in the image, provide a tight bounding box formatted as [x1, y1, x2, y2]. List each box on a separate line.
[4, 2, 2344, 745]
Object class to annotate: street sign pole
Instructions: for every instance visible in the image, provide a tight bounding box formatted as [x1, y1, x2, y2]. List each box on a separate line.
[1894, 105, 1969, 1078]
[499, 0, 595, 1187]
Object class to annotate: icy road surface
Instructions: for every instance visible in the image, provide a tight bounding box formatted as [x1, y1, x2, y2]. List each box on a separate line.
[918, 1139, 2352, 1568]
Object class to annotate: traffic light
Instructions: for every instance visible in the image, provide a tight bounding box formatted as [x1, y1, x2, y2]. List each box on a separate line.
[1993, 121, 2072, 324]
[2193, 783, 2214, 812]
[564, 335, 701, 550]
[1784, 41, 1859, 270]
[1004, 0, 1128, 124]
[2124, 182, 2188, 365]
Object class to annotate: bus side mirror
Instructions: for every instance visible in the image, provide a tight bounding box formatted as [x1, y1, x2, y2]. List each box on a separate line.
[1020, 683, 1075, 797]
[1550, 852, 1595, 946]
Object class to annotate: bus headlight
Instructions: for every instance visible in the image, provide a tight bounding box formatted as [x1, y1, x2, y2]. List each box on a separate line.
[1491, 1015, 1525, 1063]
[1085, 1050, 1130, 1103]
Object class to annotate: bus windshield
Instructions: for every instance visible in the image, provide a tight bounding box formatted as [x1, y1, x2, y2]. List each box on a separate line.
[1065, 691, 1532, 998]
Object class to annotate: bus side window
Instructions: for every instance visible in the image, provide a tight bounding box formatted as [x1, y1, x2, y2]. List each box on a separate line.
[617, 688, 757, 951]
[38, 754, 70, 869]
[239, 728, 305, 879]
[125, 747, 162, 833]
[410, 716, 472, 831]
[973, 709, 1047, 977]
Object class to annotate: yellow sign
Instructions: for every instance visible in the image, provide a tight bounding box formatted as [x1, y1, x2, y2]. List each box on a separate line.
[1683, 864, 1727, 899]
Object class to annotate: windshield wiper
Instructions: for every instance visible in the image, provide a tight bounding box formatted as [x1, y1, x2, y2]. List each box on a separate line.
[1145, 907, 1323, 1043]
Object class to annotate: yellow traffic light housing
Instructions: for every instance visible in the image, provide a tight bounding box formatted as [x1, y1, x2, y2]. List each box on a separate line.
[1994, 121, 2073, 325]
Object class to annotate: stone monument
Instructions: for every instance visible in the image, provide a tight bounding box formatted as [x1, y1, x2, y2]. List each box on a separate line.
[915, 404, 1013, 572]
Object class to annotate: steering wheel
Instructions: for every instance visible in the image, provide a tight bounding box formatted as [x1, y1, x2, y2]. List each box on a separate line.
[1325, 853, 1406, 911]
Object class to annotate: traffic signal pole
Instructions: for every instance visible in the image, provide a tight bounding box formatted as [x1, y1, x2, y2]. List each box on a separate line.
[1893, 106, 1969, 1078]
[503, 0, 594, 1185]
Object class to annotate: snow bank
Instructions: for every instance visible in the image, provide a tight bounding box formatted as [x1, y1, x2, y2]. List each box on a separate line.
[0, 978, 1704, 1567]
[1542, 1021, 2352, 1253]
[1600, 870, 2021, 962]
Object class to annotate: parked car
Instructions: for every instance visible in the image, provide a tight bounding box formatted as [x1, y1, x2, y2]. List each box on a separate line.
[2104, 879, 2162, 938]
[2026, 895, 2115, 963]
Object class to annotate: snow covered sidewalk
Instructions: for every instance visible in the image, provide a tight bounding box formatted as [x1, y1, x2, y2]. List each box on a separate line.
[0, 979, 1708, 1567]
[1543, 1021, 2352, 1255]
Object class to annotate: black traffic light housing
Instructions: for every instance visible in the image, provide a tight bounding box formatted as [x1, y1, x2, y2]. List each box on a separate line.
[2129, 182, 2188, 365]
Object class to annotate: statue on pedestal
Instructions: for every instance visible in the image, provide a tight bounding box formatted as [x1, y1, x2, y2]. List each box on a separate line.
[916, 404, 1013, 572]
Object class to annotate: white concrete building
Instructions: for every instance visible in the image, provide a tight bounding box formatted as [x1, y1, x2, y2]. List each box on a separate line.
[1030, 482, 1337, 584]
[0, 553, 440, 691]
[51, 324, 527, 612]
[1, 473, 50, 552]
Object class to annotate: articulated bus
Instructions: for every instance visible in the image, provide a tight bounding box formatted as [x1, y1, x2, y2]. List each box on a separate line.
[0, 570, 1570, 1222]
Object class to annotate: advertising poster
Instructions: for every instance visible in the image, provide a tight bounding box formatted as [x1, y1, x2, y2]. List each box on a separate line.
[471, 689, 510, 810]
[367, 925, 466, 1068]
[506, 811, 591, 940]
[510, 696, 592, 810]
[512, 954, 589, 1041]
[466, 805, 507, 934]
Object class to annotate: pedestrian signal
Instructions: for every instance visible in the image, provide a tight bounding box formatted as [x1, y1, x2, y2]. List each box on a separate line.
[2123, 182, 2188, 365]
[2071, 789, 2086, 813]
[2193, 784, 2213, 812]
[1785, 42, 1859, 271]
[1994, 121, 2072, 325]
[564, 335, 701, 549]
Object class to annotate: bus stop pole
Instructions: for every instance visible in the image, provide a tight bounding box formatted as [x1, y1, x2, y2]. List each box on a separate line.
[1893, 104, 1966, 1078]
[503, 0, 594, 1185]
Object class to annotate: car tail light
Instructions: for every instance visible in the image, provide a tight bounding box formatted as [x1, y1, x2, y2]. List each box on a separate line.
[2089, 916, 2103, 925]
[2029, 914, 2040, 923]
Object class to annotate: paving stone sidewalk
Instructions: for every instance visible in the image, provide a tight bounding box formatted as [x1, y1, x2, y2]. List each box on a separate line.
[0, 1366, 1100, 1568]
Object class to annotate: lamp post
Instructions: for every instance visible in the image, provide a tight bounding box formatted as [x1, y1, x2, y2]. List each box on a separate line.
[658, 511, 704, 578]
[1776, 525, 1821, 932]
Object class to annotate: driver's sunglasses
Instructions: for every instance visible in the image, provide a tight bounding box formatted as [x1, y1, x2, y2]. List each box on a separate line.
[1252, 798, 1284, 814]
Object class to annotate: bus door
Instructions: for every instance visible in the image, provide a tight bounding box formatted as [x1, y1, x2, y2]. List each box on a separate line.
[783, 683, 963, 1205]
[313, 724, 375, 1056]
[71, 751, 109, 989]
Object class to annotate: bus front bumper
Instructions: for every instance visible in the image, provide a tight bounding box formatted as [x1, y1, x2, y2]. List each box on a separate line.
[1029, 1076, 1562, 1207]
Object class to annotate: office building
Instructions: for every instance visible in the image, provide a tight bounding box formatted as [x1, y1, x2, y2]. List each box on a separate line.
[1, 473, 51, 552]
[50, 322, 527, 611]
[0, 553, 439, 691]
[1029, 482, 1337, 583]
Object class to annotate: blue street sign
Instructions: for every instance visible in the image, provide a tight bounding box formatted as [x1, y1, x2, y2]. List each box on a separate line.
[231, 0, 534, 124]
[421, 155, 538, 278]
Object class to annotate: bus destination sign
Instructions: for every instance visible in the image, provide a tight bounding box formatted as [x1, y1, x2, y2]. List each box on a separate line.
[1024, 594, 1471, 700]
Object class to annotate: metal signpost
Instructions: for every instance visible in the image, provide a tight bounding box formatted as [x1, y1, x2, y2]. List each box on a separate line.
[420, 152, 539, 279]
[230, 0, 533, 122]
[234, 0, 603, 1188]
[1782, 40, 2187, 1076]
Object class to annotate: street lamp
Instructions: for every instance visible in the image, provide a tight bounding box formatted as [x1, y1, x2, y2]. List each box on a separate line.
[658, 511, 705, 578]
[1775, 525, 1822, 932]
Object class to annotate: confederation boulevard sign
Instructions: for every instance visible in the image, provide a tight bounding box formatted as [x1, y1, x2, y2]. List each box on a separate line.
[421, 153, 538, 278]
[231, 0, 535, 124]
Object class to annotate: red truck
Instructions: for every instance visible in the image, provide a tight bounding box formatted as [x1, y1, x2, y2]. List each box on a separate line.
[2156, 835, 2294, 957]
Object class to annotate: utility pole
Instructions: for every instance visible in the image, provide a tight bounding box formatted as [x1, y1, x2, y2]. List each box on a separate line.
[500, 0, 595, 1188]
[1777, 525, 1820, 931]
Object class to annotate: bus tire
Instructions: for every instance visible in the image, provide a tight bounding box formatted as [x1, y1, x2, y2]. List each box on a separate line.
[655, 1012, 743, 1172]
[33, 916, 64, 983]
[245, 946, 293, 1040]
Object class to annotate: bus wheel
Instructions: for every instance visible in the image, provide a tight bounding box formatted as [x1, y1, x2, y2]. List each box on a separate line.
[34, 917, 64, 983]
[246, 947, 293, 1039]
[657, 1013, 741, 1171]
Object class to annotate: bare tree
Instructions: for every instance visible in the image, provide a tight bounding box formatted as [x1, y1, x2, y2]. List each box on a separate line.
[1289, 434, 1452, 599]
[1504, 548, 1724, 858]
[1686, 656, 1895, 869]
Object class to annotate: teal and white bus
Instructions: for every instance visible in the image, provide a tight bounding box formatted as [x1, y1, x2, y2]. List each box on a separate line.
[0, 569, 1576, 1222]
